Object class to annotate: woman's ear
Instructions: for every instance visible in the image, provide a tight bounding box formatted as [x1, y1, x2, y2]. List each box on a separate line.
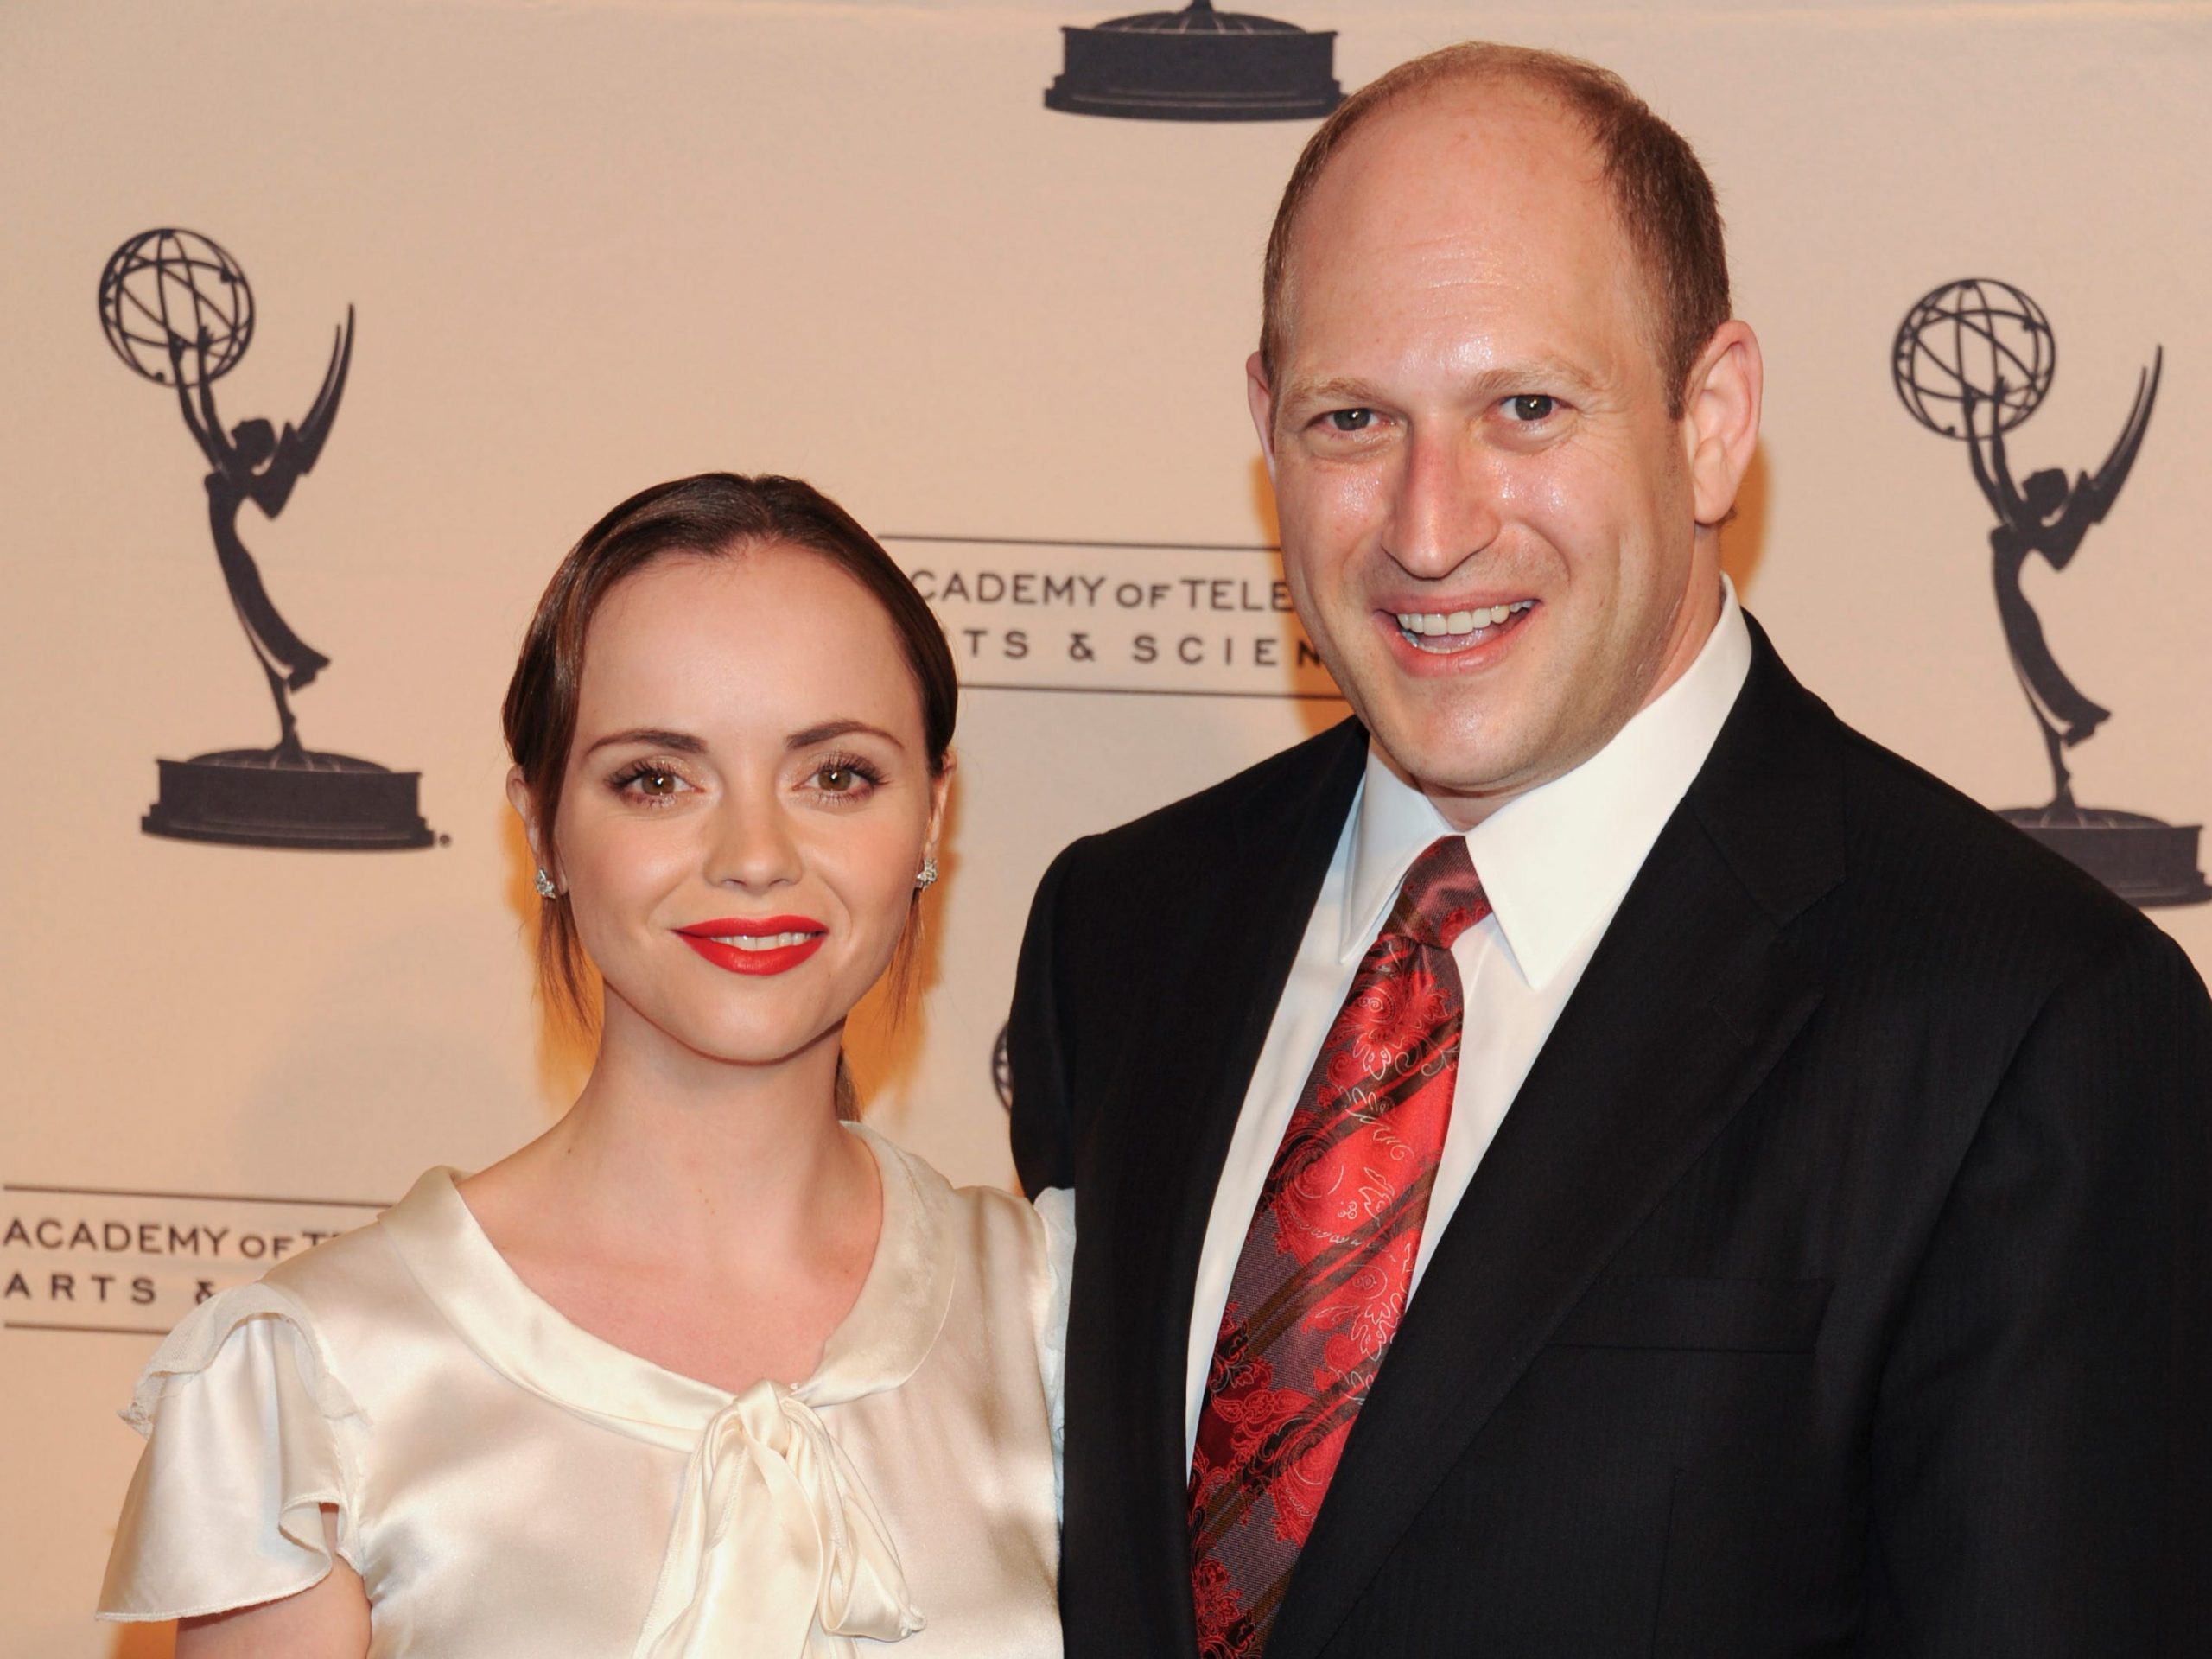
[507, 766, 554, 883]
[924, 753, 957, 868]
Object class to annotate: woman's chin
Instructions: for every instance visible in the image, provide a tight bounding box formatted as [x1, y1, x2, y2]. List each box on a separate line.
[593, 933, 906, 1077]
[677, 1015, 844, 1075]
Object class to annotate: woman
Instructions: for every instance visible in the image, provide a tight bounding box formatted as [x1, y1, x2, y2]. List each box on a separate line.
[98, 474, 1070, 1656]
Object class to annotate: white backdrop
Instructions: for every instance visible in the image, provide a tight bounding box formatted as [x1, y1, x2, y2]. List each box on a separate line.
[3, 3, 2208, 1652]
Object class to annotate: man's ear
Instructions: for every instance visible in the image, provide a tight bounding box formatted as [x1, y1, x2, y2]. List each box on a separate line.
[1247, 352, 1280, 481]
[1682, 321, 1763, 527]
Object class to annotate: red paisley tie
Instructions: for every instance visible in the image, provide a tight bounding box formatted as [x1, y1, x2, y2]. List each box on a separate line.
[1188, 834, 1487, 1658]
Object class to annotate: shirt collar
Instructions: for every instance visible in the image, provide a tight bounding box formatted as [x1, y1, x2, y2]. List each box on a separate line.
[1342, 579, 1753, 987]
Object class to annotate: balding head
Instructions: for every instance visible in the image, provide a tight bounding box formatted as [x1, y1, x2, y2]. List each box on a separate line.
[1262, 44, 1731, 420]
[1244, 43, 1763, 827]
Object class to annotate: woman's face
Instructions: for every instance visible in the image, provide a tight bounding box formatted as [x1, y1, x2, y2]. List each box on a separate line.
[530, 547, 947, 1071]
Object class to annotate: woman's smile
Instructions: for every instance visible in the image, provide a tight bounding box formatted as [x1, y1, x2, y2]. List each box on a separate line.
[675, 915, 829, 976]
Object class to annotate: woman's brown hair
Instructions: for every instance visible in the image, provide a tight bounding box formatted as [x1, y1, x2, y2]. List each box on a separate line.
[503, 473, 957, 1072]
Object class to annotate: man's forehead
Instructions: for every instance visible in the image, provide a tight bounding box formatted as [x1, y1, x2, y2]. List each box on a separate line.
[1272, 80, 1659, 387]
[1302, 82, 1611, 253]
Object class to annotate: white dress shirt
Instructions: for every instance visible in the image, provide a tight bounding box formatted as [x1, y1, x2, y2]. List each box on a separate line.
[1184, 582, 1755, 1461]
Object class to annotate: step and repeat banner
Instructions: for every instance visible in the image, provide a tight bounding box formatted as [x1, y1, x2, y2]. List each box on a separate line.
[3, 2, 2207, 1651]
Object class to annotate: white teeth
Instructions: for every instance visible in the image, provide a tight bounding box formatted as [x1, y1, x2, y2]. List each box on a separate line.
[1393, 601, 1535, 644]
[711, 931, 816, 950]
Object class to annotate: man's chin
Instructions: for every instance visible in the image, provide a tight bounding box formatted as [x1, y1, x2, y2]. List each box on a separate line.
[1363, 716, 1540, 809]
[1324, 643, 1548, 796]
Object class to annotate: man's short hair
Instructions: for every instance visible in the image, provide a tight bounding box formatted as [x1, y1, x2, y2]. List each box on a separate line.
[1261, 43, 1732, 419]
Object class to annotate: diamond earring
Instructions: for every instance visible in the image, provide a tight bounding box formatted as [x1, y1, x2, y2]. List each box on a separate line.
[916, 857, 939, 890]
[534, 868, 558, 900]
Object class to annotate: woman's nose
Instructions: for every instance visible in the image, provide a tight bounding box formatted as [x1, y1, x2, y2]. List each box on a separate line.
[703, 791, 804, 892]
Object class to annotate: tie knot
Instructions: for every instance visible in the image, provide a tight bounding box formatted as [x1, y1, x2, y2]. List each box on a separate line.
[1385, 835, 1487, 951]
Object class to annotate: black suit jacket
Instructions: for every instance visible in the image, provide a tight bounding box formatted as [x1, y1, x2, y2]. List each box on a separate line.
[1010, 622, 2211, 1656]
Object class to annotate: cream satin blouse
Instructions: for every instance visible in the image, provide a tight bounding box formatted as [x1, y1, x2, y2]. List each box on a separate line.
[98, 1125, 1071, 1657]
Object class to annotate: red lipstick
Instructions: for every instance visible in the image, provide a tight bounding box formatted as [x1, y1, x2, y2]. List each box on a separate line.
[674, 915, 827, 976]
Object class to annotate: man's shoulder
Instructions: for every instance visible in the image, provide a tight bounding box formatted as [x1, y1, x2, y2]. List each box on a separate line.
[1813, 708, 2170, 988]
[1706, 624, 2165, 989]
[1052, 715, 1363, 890]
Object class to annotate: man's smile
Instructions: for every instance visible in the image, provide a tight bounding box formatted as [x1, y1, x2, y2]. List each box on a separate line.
[1383, 598, 1538, 655]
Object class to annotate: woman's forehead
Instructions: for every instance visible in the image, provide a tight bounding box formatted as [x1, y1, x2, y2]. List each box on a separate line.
[577, 552, 921, 739]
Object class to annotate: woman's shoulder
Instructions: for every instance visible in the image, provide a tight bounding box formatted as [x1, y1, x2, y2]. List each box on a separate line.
[98, 1167, 477, 1622]
[101, 1277, 371, 1621]
[259, 1204, 405, 1305]
[257, 1168, 449, 1327]
[127, 1167, 457, 1414]
[861, 1131, 1075, 1485]
[192, 1166, 499, 1416]
[867, 1128, 1066, 1260]
[861, 1128, 1073, 1354]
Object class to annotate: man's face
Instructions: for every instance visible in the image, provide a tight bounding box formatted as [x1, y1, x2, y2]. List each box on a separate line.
[1256, 88, 1713, 822]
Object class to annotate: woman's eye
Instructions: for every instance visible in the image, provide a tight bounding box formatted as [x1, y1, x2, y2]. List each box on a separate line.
[1504, 394, 1557, 423]
[612, 763, 689, 800]
[808, 757, 881, 798]
[1325, 408, 1376, 433]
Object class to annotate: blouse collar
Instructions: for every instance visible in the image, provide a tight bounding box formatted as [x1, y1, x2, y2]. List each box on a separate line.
[378, 1122, 957, 1448]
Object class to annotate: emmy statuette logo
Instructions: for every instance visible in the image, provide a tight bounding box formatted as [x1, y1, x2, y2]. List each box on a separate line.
[1044, 0, 1341, 123]
[99, 229, 435, 850]
[1894, 277, 2206, 906]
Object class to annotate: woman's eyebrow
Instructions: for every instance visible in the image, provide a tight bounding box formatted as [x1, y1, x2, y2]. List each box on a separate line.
[581, 727, 707, 758]
[788, 719, 906, 751]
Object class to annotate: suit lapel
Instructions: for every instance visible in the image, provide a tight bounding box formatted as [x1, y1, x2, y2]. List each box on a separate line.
[1102, 717, 1370, 1656]
[1266, 626, 1847, 1659]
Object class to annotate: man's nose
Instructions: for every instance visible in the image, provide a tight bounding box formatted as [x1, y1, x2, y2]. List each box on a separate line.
[1383, 427, 1503, 581]
[703, 788, 804, 893]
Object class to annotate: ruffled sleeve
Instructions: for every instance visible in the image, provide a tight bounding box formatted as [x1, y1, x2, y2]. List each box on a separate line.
[97, 1282, 365, 1623]
[1032, 1186, 1076, 1513]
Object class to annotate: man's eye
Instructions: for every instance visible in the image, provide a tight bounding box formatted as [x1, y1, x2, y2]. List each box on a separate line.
[1325, 408, 1376, 432]
[1504, 395, 1557, 423]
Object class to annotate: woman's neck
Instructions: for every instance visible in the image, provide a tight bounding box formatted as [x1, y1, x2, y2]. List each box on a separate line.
[480, 999, 874, 1277]
[456, 1000, 882, 1393]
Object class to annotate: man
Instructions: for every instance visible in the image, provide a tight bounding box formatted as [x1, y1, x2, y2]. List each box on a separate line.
[1010, 41, 2211, 1659]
